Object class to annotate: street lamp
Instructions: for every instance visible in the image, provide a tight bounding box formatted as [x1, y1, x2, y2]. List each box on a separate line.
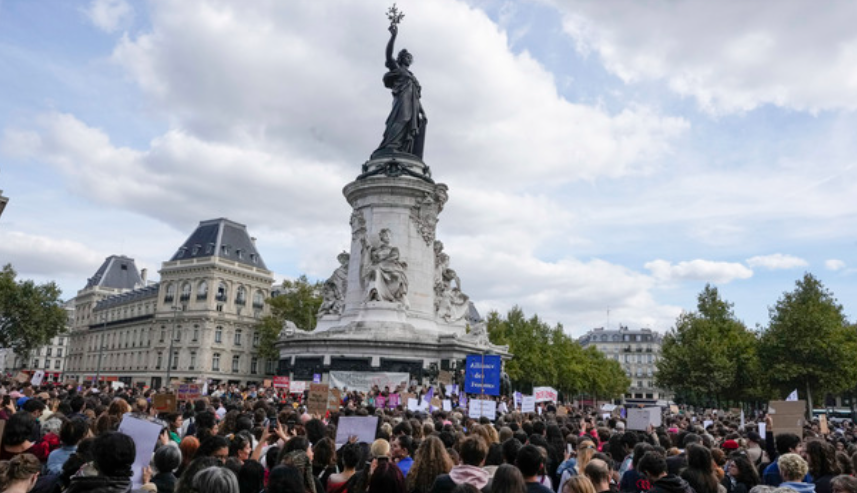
[165, 305, 183, 387]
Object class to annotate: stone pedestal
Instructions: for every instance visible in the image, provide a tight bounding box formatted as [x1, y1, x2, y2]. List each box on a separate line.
[277, 155, 508, 380]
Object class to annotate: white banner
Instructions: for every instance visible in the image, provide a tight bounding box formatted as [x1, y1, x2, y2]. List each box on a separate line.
[522, 395, 535, 413]
[290, 381, 307, 394]
[534, 386, 558, 403]
[469, 399, 497, 420]
[328, 371, 409, 393]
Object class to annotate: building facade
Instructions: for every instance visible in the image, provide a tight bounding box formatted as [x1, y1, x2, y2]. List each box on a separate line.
[0, 301, 73, 382]
[579, 325, 670, 405]
[65, 218, 276, 388]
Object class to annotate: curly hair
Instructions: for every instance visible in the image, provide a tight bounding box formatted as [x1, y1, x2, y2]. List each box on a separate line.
[407, 436, 453, 493]
[805, 440, 840, 478]
[778, 453, 809, 482]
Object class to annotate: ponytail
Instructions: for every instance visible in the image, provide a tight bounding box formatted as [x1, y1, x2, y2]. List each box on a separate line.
[0, 453, 40, 490]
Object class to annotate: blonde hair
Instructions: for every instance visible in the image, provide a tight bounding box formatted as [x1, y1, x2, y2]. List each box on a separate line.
[563, 475, 597, 493]
[779, 453, 809, 482]
[370, 439, 391, 458]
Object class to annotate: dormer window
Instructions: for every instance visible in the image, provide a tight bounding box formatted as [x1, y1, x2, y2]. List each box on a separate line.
[206, 243, 214, 254]
[236, 249, 244, 260]
[177, 247, 187, 258]
[192, 244, 201, 255]
[221, 245, 231, 256]
[250, 253, 257, 264]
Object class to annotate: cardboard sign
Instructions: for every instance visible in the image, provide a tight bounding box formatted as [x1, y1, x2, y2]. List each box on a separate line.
[819, 414, 829, 435]
[522, 395, 536, 413]
[438, 370, 452, 385]
[431, 397, 442, 408]
[557, 406, 569, 416]
[263, 379, 273, 388]
[669, 405, 679, 414]
[308, 384, 329, 416]
[152, 394, 177, 413]
[768, 400, 806, 437]
[328, 388, 342, 411]
[273, 376, 290, 390]
[14, 372, 29, 384]
[177, 384, 201, 401]
[335, 416, 379, 447]
[627, 407, 662, 431]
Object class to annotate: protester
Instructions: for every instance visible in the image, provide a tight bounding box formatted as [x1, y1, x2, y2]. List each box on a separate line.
[152, 445, 182, 493]
[64, 431, 154, 493]
[637, 452, 694, 493]
[0, 453, 41, 493]
[516, 444, 552, 493]
[409, 436, 454, 493]
[431, 436, 491, 493]
[193, 466, 239, 493]
[564, 476, 598, 493]
[778, 454, 814, 493]
[724, 455, 761, 493]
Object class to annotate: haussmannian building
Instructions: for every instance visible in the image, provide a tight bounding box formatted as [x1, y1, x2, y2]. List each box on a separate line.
[579, 325, 671, 405]
[65, 218, 276, 388]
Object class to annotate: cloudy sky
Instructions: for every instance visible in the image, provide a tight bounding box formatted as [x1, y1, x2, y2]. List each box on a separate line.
[1, 0, 856, 336]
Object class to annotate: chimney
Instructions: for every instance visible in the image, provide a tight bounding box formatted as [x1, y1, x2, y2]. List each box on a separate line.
[141, 268, 148, 285]
[250, 237, 257, 246]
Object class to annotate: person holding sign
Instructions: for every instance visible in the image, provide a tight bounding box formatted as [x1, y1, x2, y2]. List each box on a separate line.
[64, 431, 154, 493]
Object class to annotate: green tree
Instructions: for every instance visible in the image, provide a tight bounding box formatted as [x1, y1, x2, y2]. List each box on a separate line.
[759, 273, 857, 412]
[256, 275, 323, 359]
[0, 264, 67, 357]
[486, 306, 628, 399]
[656, 284, 761, 405]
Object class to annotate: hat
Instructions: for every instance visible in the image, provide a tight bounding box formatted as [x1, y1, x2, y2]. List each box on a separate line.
[722, 439, 740, 450]
[747, 431, 761, 443]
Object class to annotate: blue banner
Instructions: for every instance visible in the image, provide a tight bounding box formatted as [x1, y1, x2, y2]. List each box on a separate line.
[464, 354, 501, 396]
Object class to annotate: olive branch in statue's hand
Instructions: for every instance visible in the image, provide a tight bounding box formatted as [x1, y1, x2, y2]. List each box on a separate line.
[387, 4, 405, 28]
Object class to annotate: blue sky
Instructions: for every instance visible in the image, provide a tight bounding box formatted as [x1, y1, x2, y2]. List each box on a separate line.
[1, 0, 856, 336]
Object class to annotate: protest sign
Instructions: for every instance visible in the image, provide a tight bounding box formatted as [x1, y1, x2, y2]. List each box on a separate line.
[557, 406, 568, 416]
[152, 393, 177, 413]
[118, 415, 163, 488]
[703, 420, 714, 430]
[602, 413, 611, 420]
[469, 399, 497, 420]
[31, 370, 44, 386]
[376, 395, 386, 409]
[335, 416, 379, 447]
[819, 414, 829, 435]
[313, 373, 322, 384]
[522, 395, 535, 413]
[290, 381, 307, 394]
[431, 397, 442, 409]
[514, 392, 522, 409]
[328, 388, 342, 411]
[407, 398, 419, 412]
[627, 407, 662, 431]
[177, 384, 201, 401]
[459, 393, 468, 408]
[533, 387, 558, 403]
[601, 403, 617, 412]
[442, 399, 452, 412]
[669, 405, 679, 414]
[14, 372, 29, 384]
[768, 400, 806, 437]
[758, 422, 767, 437]
[263, 379, 272, 388]
[308, 384, 329, 416]
[438, 370, 452, 385]
[388, 393, 399, 408]
[328, 371, 409, 393]
[450, 384, 459, 396]
[464, 354, 501, 396]
[273, 376, 290, 390]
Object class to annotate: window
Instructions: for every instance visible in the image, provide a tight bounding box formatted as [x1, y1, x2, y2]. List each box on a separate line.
[253, 291, 264, 309]
[251, 357, 258, 374]
[192, 326, 199, 342]
[253, 332, 260, 347]
[44, 359, 50, 369]
[206, 242, 214, 254]
[171, 350, 178, 370]
[57, 348, 63, 357]
[189, 351, 196, 370]
[234, 329, 242, 346]
[638, 380, 644, 388]
[180, 283, 191, 301]
[232, 355, 240, 373]
[192, 244, 201, 255]
[266, 359, 276, 374]
[58, 338, 64, 346]
[156, 352, 163, 370]
[216, 283, 228, 302]
[33, 359, 39, 368]
[235, 286, 246, 306]
[165, 283, 176, 303]
[215, 327, 222, 343]
[46, 348, 52, 356]
[174, 327, 181, 342]
[212, 353, 220, 371]
[54, 360, 61, 370]
[197, 281, 208, 301]
[160, 328, 166, 342]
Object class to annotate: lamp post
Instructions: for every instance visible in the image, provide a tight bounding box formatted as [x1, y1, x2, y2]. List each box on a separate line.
[165, 305, 182, 387]
[94, 314, 107, 386]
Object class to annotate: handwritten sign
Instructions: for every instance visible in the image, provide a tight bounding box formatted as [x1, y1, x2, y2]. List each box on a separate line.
[290, 381, 307, 394]
[118, 415, 163, 489]
[153, 393, 177, 413]
[273, 376, 290, 390]
[328, 388, 342, 411]
[335, 416, 379, 447]
[533, 386, 558, 403]
[177, 384, 201, 401]
[521, 395, 535, 413]
[308, 384, 329, 416]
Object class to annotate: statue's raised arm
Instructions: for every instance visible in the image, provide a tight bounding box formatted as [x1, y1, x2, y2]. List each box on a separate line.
[385, 24, 398, 70]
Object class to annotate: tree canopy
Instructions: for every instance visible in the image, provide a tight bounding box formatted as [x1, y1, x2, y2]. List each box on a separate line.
[0, 264, 67, 357]
[656, 284, 762, 404]
[256, 275, 323, 359]
[486, 306, 629, 398]
[759, 273, 857, 410]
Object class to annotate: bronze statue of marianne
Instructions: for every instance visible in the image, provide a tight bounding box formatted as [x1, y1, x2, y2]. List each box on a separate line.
[371, 5, 428, 160]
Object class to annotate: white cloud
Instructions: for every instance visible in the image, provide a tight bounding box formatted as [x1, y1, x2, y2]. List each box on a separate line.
[826, 259, 846, 271]
[746, 253, 808, 270]
[645, 259, 753, 284]
[552, 1, 857, 114]
[82, 0, 133, 33]
[0, 230, 103, 278]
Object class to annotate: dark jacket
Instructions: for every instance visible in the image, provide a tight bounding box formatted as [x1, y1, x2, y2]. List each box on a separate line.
[667, 454, 689, 476]
[650, 475, 696, 493]
[64, 476, 133, 493]
[152, 472, 177, 493]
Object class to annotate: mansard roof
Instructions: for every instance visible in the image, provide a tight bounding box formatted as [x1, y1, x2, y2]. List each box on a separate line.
[84, 255, 144, 290]
[169, 218, 267, 269]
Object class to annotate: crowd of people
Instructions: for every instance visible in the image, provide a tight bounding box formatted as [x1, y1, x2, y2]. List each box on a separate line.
[2, 379, 857, 493]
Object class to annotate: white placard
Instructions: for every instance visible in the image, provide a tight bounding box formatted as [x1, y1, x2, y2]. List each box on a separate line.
[407, 398, 419, 412]
[703, 420, 713, 430]
[335, 416, 378, 447]
[627, 408, 662, 431]
[602, 413, 611, 420]
[601, 403, 617, 412]
[533, 386, 558, 403]
[31, 370, 44, 386]
[758, 422, 767, 437]
[522, 395, 536, 413]
[442, 399, 452, 412]
[118, 415, 163, 489]
[290, 381, 307, 393]
[328, 371, 409, 393]
[468, 400, 497, 420]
